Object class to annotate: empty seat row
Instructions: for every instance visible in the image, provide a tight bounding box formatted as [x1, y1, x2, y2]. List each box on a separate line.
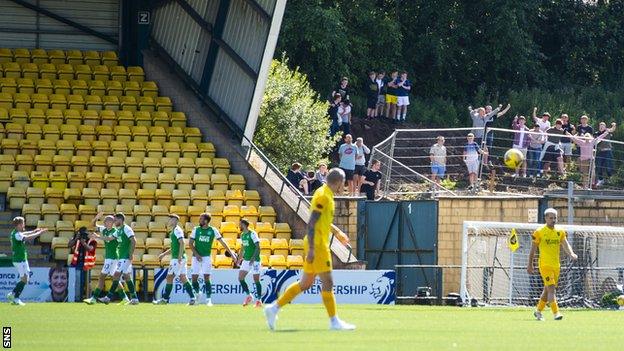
[0, 63, 143, 81]
[0, 109, 186, 127]
[0, 93, 171, 112]
[0, 48, 118, 66]
[0, 78, 157, 97]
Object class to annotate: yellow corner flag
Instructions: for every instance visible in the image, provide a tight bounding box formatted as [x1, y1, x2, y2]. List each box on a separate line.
[508, 228, 519, 252]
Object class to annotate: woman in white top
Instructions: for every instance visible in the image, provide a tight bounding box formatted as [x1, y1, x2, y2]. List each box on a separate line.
[338, 99, 352, 136]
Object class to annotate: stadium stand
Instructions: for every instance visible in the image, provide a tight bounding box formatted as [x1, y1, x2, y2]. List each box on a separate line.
[0, 48, 305, 291]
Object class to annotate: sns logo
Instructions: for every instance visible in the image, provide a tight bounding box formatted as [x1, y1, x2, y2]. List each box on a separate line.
[370, 271, 396, 304]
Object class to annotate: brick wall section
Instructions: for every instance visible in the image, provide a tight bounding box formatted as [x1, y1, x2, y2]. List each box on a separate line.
[141, 51, 307, 236]
[547, 198, 624, 226]
[437, 196, 540, 295]
[333, 198, 359, 253]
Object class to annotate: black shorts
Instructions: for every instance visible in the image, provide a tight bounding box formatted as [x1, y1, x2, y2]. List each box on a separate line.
[354, 165, 366, 176]
[367, 97, 377, 109]
[543, 145, 562, 163]
[341, 168, 354, 181]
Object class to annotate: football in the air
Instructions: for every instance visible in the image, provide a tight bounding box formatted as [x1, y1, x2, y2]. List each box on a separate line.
[617, 294, 624, 306]
[504, 148, 525, 170]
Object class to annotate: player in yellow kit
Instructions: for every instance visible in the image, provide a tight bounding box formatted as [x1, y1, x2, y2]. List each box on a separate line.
[264, 168, 355, 331]
[527, 208, 577, 320]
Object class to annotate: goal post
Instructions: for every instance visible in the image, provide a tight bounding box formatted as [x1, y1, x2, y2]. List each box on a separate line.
[460, 221, 624, 307]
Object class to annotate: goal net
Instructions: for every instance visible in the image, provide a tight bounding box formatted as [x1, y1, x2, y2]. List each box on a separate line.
[461, 221, 624, 307]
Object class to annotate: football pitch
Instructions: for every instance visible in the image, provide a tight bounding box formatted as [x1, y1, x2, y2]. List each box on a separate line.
[2, 304, 622, 350]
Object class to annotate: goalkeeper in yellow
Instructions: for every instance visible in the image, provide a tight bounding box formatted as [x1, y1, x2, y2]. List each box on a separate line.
[527, 208, 577, 320]
[264, 168, 355, 331]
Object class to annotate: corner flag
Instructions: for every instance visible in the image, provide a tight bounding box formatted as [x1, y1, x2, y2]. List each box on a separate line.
[508, 228, 519, 252]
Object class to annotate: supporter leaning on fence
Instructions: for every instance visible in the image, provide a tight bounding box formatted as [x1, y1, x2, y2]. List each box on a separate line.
[429, 136, 447, 189]
[541, 119, 566, 177]
[594, 122, 617, 187]
[559, 114, 575, 168]
[511, 115, 530, 178]
[568, 129, 610, 189]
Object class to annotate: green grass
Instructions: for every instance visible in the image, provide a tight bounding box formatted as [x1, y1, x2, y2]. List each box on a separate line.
[2, 304, 622, 350]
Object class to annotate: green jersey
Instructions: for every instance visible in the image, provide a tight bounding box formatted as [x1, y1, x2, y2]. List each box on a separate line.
[11, 229, 27, 262]
[241, 230, 260, 261]
[170, 226, 186, 259]
[116, 224, 135, 259]
[190, 226, 221, 257]
[98, 225, 118, 260]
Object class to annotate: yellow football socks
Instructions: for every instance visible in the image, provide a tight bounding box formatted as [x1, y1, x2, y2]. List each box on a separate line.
[321, 290, 337, 318]
[537, 299, 547, 311]
[277, 282, 302, 307]
[550, 301, 559, 314]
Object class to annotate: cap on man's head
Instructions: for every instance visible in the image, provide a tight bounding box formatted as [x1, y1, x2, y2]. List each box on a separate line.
[168, 214, 180, 220]
[544, 208, 558, 216]
[104, 215, 115, 222]
[542, 112, 551, 118]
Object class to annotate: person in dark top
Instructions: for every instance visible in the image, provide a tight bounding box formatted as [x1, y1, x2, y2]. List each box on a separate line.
[593, 121, 617, 187]
[365, 71, 379, 120]
[375, 71, 386, 118]
[394, 71, 411, 123]
[332, 77, 351, 101]
[384, 70, 399, 120]
[327, 93, 342, 137]
[541, 119, 566, 176]
[576, 115, 593, 136]
[559, 114, 575, 166]
[286, 163, 309, 195]
[360, 160, 382, 200]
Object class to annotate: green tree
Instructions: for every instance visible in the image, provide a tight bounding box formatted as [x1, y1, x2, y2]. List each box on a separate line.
[255, 57, 341, 173]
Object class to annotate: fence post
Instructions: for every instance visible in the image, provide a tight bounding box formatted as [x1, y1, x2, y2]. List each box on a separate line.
[567, 181, 574, 224]
[383, 132, 397, 195]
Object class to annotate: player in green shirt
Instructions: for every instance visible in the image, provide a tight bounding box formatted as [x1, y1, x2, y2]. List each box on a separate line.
[99, 213, 139, 305]
[236, 219, 262, 307]
[189, 212, 237, 306]
[83, 213, 127, 305]
[7, 217, 47, 306]
[153, 214, 196, 305]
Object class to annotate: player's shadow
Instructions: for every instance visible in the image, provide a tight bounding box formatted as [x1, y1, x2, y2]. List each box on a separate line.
[273, 328, 329, 333]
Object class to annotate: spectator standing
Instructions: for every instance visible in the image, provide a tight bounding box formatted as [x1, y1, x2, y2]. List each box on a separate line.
[338, 98, 352, 136]
[527, 124, 545, 178]
[338, 134, 359, 196]
[511, 115, 530, 177]
[394, 71, 411, 123]
[384, 70, 399, 120]
[484, 103, 511, 150]
[365, 71, 379, 119]
[541, 119, 566, 177]
[569, 130, 610, 189]
[327, 93, 342, 137]
[429, 136, 447, 188]
[463, 133, 487, 190]
[576, 115, 593, 136]
[469, 105, 501, 146]
[532, 108, 552, 132]
[559, 114, 575, 167]
[375, 71, 386, 118]
[332, 77, 351, 101]
[594, 122, 617, 187]
[354, 137, 371, 194]
[360, 160, 383, 200]
[286, 163, 310, 195]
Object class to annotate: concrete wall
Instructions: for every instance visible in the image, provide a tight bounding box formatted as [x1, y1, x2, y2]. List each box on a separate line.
[437, 196, 540, 295]
[547, 198, 624, 226]
[333, 198, 360, 253]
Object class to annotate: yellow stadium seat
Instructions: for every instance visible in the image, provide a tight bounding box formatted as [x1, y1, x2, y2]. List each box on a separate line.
[131, 125, 149, 142]
[158, 173, 176, 191]
[1, 77, 17, 93]
[94, 125, 113, 143]
[133, 204, 151, 224]
[17, 77, 35, 93]
[19, 139, 38, 156]
[0, 49, 11, 63]
[161, 157, 178, 174]
[139, 173, 157, 191]
[36, 140, 55, 156]
[70, 155, 88, 174]
[59, 125, 78, 142]
[60, 203, 78, 223]
[287, 255, 303, 269]
[215, 254, 233, 268]
[78, 125, 96, 142]
[258, 238, 271, 256]
[192, 174, 210, 192]
[11, 170, 30, 189]
[289, 239, 304, 256]
[123, 81, 141, 97]
[175, 173, 193, 192]
[49, 171, 67, 189]
[155, 97, 172, 112]
[63, 187, 82, 206]
[86, 172, 104, 190]
[1, 140, 18, 157]
[30, 49, 47, 64]
[89, 156, 107, 174]
[213, 158, 231, 175]
[274, 223, 292, 240]
[141, 81, 158, 98]
[0, 171, 11, 192]
[127, 66, 145, 82]
[166, 111, 184, 127]
[145, 141, 163, 158]
[271, 238, 289, 257]
[52, 235, 70, 250]
[66, 50, 83, 65]
[104, 173, 122, 191]
[93, 65, 110, 81]
[13, 49, 30, 63]
[107, 156, 125, 175]
[145, 237, 163, 253]
[240, 206, 259, 225]
[123, 157, 141, 175]
[85, 96, 102, 111]
[148, 222, 167, 240]
[113, 125, 131, 142]
[44, 187, 63, 206]
[6, 123, 24, 140]
[38, 64, 57, 80]
[208, 189, 226, 208]
[115, 204, 134, 222]
[0, 155, 15, 172]
[102, 95, 119, 111]
[226, 189, 244, 207]
[133, 111, 151, 127]
[10, 106, 29, 123]
[81, 187, 100, 207]
[162, 142, 180, 158]
[30, 94, 49, 111]
[151, 111, 169, 127]
[120, 173, 138, 192]
[149, 126, 167, 143]
[155, 189, 173, 207]
[178, 158, 196, 175]
[150, 205, 169, 223]
[119, 189, 137, 207]
[228, 174, 246, 191]
[211, 173, 229, 191]
[67, 94, 85, 110]
[108, 140, 127, 158]
[37, 220, 56, 243]
[41, 125, 60, 142]
[70, 79, 88, 95]
[67, 172, 86, 189]
[3, 62, 21, 78]
[259, 206, 277, 224]
[57, 64, 74, 80]
[83, 51, 101, 66]
[166, 126, 184, 143]
[44, 109, 62, 126]
[103, 79, 122, 96]
[206, 205, 223, 226]
[73, 140, 92, 158]
[115, 110, 133, 127]
[96, 204, 115, 215]
[52, 155, 71, 173]
[26, 187, 45, 206]
[79, 204, 97, 222]
[137, 188, 155, 207]
[256, 222, 274, 241]
[110, 66, 127, 81]
[184, 127, 202, 144]
[30, 171, 48, 189]
[119, 96, 137, 111]
[187, 205, 204, 224]
[169, 205, 188, 224]
[53, 79, 71, 95]
[269, 255, 287, 269]
[87, 80, 105, 96]
[74, 65, 92, 81]
[0, 93, 11, 109]
[48, 94, 67, 110]
[178, 143, 198, 160]
[100, 188, 119, 207]
[219, 221, 239, 240]
[169, 189, 189, 208]
[62, 109, 81, 126]
[35, 78, 53, 95]
[125, 141, 145, 158]
[7, 187, 26, 210]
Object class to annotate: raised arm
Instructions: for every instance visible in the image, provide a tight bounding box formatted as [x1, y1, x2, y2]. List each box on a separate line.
[21, 228, 46, 239]
[532, 106, 538, 122]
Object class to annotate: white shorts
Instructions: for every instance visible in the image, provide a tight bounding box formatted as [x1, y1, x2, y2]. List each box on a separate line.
[397, 96, 410, 106]
[240, 260, 261, 275]
[116, 259, 133, 275]
[13, 261, 30, 278]
[512, 145, 528, 158]
[466, 160, 479, 174]
[560, 142, 573, 156]
[191, 256, 212, 275]
[168, 258, 188, 277]
[101, 259, 119, 275]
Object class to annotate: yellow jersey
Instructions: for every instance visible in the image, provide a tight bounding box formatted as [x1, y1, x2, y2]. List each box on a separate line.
[309, 184, 335, 249]
[532, 225, 566, 268]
